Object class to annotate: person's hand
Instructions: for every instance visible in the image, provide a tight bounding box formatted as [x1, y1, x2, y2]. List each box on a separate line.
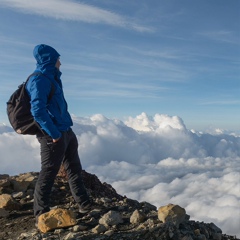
[52, 138, 60, 143]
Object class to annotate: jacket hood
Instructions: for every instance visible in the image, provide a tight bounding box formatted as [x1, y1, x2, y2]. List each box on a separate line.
[33, 44, 60, 74]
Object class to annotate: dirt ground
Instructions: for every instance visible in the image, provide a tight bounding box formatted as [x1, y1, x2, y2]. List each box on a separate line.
[0, 206, 35, 239]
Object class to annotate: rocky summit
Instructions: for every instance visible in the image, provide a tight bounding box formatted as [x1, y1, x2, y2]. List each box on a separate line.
[0, 170, 238, 240]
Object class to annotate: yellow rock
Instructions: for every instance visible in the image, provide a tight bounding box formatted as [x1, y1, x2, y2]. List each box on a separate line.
[0, 194, 21, 210]
[37, 208, 77, 233]
[158, 203, 186, 228]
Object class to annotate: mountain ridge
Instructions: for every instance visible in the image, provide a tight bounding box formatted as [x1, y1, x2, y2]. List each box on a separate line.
[0, 170, 238, 240]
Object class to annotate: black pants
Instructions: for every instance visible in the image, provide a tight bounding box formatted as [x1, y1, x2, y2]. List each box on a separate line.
[34, 128, 89, 216]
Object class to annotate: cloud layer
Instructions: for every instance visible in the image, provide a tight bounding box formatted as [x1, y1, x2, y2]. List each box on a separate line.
[1, 113, 239, 236]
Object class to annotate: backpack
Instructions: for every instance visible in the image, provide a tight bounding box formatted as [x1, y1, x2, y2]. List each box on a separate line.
[6, 73, 54, 135]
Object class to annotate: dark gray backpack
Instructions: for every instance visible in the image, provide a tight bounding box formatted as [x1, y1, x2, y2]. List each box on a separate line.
[6, 73, 54, 135]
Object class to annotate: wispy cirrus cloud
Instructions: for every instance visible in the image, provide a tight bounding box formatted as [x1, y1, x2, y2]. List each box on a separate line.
[200, 100, 240, 105]
[197, 30, 239, 44]
[66, 77, 168, 99]
[0, 0, 154, 32]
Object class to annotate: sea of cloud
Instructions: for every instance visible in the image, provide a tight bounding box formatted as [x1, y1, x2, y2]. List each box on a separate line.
[1, 113, 239, 237]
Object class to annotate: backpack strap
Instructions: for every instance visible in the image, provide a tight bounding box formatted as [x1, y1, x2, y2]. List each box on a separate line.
[25, 72, 41, 83]
[48, 82, 55, 101]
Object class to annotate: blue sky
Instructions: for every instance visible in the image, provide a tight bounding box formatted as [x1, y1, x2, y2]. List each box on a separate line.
[0, 0, 239, 131]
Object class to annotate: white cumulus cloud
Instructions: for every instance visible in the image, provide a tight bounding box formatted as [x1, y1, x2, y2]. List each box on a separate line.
[1, 113, 239, 237]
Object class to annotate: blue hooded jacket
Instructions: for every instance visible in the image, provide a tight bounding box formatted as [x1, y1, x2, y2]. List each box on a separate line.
[25, 44, 73, 139]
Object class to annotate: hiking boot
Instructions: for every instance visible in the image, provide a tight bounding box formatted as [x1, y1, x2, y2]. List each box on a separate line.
[79, 201, 103, 214]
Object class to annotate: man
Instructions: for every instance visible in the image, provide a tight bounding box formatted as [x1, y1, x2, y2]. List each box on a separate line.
[26, 44, 94, 221]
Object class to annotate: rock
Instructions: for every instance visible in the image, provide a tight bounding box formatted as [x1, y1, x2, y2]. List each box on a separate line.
[0, 179, 10, 188]
[62, 232, 80, 240]
[37, 208, 77, 233]
[0, 193, 21, 210]
[195, 229, 201, 235]
[130, 209, 146, 224]
[99, 197, 112, 204]
[0, 178, 11, 194]
[12, 173, 36, 192]
[72, 224, 87, 232]
[197, 234, 207, 240]
[54, 228, 65, 234]
[212, 232, 222, 240]
[104, 229, 115, 236]
[0, 174, 9, 180]
[12, 191, 25, 199]
[141, 201, 157, 211]
[194, 229, 207, 240]
[99, 210, 123, 226]
[158, 203, 186, 227]
[181, 235, 194, 240]
[91, 224, 107, 234]
[210, 222, 222, 233]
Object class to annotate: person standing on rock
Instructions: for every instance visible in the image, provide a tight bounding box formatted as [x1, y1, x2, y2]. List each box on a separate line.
[26, 44, 96, 221]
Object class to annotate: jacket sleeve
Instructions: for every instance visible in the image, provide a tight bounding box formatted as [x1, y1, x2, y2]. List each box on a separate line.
[26, 76, 62, 139]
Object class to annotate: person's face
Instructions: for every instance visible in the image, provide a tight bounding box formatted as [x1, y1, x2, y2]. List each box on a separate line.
[55, 58, 61, 69]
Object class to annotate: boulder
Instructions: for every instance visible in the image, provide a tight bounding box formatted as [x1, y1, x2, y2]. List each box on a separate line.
[99, 210, 123, 226]
[12, 173, 36, 192]
[0, 193, 21, 210]
[130, 209, 146, 224]
[158, 203, 186, 227]
[37, 208, 77, 233]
